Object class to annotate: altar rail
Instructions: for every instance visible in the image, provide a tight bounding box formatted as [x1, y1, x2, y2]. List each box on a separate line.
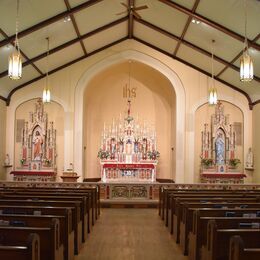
[0, 182, 260, 201]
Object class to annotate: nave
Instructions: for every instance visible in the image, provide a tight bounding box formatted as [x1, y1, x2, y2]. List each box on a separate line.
[76, 208, 187, 260]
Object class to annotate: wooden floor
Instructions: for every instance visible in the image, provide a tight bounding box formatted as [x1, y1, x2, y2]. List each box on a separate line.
[76, 208, 188, 260]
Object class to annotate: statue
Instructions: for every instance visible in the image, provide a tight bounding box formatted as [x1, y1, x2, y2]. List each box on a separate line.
[4, 154, 10, 166]
[33, 130, 43, 160]
[215, 132, 225, 165]
[246, 147, 254, 168]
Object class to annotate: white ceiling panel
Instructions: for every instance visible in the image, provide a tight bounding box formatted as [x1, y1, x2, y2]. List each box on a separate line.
[0, 65, 40, 97]
[0, 0, 66, 36]
[84, 22, 127, 53]
[74, 0, 127, 35]
[34, 43, 83, 72]
[196, 0, 260, 40]
[137, 0, 189, 37]
[134, 21, 177, 55]
[169, 0, 196, 10]
[177, 44, 226, 75]
[19, 19, 77, 59]
[184, 22, 244, 62]
[219, 68, 260, 97]
[0, 45, 26, 73]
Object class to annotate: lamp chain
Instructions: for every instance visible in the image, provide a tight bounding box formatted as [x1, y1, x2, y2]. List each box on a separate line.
[244, 0, 248, 51]
[15, 0, 20, 50]
[46, 37, 50, 85]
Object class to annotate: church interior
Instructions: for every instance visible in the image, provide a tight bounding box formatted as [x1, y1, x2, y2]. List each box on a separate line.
[0, 0, 259, 259]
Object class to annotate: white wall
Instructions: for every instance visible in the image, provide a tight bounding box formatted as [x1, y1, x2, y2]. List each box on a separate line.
[5, 40, 252, 183]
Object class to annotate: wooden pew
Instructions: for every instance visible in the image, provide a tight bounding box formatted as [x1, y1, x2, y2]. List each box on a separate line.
[0, 233, 40, 260]
[172, 196, 260, 243]
[189, 212, 260, 260]
[179, 201, 260, 255]
[0, 213, 74, 260]
[0, 218, 64, 260]
[229, 235, 260, 260]
[0, 193, 88, 241]
[201, 219, 260, 260]
[0, 199, 82, 255]
[0, 205, 74, 259]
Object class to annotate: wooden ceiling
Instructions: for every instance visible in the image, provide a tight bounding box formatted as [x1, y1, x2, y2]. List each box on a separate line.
[0, 0, 259, 107]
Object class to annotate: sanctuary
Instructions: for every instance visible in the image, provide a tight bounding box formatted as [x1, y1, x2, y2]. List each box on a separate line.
[98, 100, 159, 183]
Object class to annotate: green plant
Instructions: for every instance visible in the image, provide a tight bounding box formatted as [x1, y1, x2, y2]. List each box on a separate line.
[147, 150, 160, 160]
[201, 158, 214, 167]
[97, 149, 110, 159]
[229, 158, 241, 167]
[20, 158, 26, 165]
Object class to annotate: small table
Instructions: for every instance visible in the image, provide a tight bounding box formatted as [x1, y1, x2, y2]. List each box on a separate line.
[60, 172, 79, 182]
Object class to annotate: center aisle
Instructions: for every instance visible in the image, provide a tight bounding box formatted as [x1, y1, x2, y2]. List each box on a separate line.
[76, 208, 188, 260]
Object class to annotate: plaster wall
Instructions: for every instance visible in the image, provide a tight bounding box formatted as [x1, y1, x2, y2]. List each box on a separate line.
[83, 61, 175, 179]
[5, 40, 253, 183]
[0, 99, 6, 180]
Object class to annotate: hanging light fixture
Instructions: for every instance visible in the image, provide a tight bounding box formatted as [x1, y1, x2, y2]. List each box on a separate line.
[208, 40, 218, 106]
[8, 0, 22, 80]
[42, 37, 51, 103]
[240, 0, 253, 81]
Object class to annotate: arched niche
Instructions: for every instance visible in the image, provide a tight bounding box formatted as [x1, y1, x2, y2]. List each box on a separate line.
[194, 101, 244, 182]
[15, 98, 65, 178]
[83, 61, 176, 180]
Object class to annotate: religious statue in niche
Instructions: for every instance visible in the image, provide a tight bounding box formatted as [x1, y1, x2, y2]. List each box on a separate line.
[200, 101, 241, 173]
[18, 99, 57, 172]
[246, 147, 254, 169]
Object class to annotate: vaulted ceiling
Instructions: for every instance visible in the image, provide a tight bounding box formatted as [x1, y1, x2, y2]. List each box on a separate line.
[0, 0, 259, 107]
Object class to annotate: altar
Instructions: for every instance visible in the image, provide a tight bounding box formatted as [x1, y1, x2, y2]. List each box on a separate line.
[199, 102, 246, 183]
[98, 100, 159, 183]
[13, 99, 57, 181]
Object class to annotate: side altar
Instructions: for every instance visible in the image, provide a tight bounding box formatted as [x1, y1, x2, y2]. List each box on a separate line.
[200, 102, 246, 184]
[98, 100, 159, 182]
[11, 99, 57, 181]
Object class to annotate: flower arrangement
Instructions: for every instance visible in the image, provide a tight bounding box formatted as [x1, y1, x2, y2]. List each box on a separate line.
[147, 150, 160, 160]
[44, 158, 51, 165]
[229, 158, 241, 168]
[20, 158, 26, 165]
[201, 158, 214, 167]
[97, 149, 110, 160]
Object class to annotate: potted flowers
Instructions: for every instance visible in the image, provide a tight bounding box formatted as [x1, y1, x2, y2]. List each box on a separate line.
[201, 158, 214, 168]
[20, 158, 26, 165]
[229, 158, 241, 169]
[147, 150, 160, 160]
[97, 149, 110, 160]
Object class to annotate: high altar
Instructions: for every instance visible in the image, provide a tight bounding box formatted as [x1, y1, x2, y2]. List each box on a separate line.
[98, 100, 159, 182]
[200, 102, 246, 183]
[11, 99, 57, 181]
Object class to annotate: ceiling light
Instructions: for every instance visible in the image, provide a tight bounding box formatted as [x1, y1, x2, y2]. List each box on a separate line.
[43, 37, 51, 104]
[8, 0, 22, 80]
[63, 16, 71, 22]
[240, 0, 253, 82]
[208, 40, 218, 106]
[192, 18, 200, 24]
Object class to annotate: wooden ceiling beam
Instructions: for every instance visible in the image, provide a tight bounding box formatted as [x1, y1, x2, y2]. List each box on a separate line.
[159, 0, 260, 51]
[137, 19, 260, 83]
[133, 36, 253, 110]
[64, 0, 87, 55]
[0, 0, 104, 48]
[128, 0, 134, 39]
[6, 37, 128, 105]
[0, 17, 128, 78]
[173, 0, 200, 56]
